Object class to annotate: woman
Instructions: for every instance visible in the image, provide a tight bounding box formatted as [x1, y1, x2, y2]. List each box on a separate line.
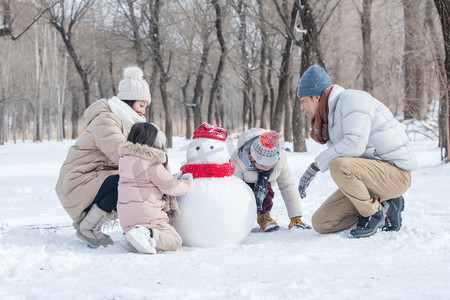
[55, 66, 151, 248]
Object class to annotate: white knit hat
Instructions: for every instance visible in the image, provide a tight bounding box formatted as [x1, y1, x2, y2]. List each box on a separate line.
[117, 66, 151, 104]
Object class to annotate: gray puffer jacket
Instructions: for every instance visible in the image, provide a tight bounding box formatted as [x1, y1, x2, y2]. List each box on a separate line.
[315, 85, 417, 172]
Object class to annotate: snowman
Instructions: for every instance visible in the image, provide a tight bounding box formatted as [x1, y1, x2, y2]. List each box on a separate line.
[171, 123, 256, 248]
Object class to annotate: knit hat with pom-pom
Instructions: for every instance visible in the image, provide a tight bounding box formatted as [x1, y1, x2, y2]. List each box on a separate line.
[117, 66, 151, 104]
[250, 130, 280, 166]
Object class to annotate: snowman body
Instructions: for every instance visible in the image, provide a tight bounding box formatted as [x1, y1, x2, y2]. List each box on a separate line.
[171, 134, 256, 248]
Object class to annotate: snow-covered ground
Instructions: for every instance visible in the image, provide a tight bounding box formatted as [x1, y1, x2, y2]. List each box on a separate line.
[1, 128, 449, 299]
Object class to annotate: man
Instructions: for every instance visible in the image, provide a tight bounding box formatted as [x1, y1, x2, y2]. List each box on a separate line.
[231, 129, 311, 232]
[297, 65, 416, 238]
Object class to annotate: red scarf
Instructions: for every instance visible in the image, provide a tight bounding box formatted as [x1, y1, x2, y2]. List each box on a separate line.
[180, 159, 235, 179]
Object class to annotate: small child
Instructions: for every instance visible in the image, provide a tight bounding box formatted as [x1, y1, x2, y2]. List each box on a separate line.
[231, 129, 311, 232]
[117, 122, 192, 254]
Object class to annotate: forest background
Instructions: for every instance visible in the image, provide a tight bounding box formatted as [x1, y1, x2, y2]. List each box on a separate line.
[0, 0, 449, 160]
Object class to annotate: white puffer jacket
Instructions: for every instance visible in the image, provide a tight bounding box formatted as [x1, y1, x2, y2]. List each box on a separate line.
[315, 85, 417, 172]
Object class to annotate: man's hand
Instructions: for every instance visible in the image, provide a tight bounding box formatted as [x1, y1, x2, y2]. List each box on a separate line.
[298, 162, 319, 198]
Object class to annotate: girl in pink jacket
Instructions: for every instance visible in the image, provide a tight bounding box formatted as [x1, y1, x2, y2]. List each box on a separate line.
[117, 122, 192, 254]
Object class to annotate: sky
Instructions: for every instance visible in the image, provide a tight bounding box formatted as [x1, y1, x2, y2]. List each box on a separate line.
[0, 120, 449, 300]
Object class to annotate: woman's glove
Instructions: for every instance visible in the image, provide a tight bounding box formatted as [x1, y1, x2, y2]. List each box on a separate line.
[181, 172, 193, 185]
[298, 162, 319, 199]
[173, 171, 183, 180]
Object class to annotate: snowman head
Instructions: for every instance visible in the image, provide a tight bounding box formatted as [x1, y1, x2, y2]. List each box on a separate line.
[186, 123, 230, 164]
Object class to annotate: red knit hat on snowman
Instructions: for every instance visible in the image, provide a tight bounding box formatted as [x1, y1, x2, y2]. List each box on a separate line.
[192, 122, 228, 141]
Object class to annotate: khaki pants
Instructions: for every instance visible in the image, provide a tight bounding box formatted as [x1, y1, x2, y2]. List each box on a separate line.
[312, 157, 411, 234]
[152, 223, 182, 251]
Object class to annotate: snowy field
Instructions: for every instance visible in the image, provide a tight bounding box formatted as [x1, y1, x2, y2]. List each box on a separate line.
[0, 128, 449, 299]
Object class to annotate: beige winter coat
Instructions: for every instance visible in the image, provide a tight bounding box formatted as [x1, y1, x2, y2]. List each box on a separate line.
[231, 128, 303, 218]
[55, 99, 127, 223]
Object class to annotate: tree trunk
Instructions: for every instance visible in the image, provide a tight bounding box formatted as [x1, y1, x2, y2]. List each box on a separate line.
[268, 49, 276, 129]
[272, 0, 298, 134]
[181, 75, 192, 139]
[292, 0, 325, 152]
[258, 0, 270, 129]
[403, 0, 427, 120]
[71, 91, 80, 139]
[208, 0, 227, 125]
[34, 24, 42, 142]
[57, 53, 68, 142]
[191, 25, 210, 130]
[361, 0, 373, 94]
[127, 0, 146, 69]
[433, 0, 450, 162]
[148, 0, 173, 148]
[284, 74, 294, 142]
[237, 0, 253, 131]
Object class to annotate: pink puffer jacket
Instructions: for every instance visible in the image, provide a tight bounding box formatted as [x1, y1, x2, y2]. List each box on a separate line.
[117, 141, 190, 232]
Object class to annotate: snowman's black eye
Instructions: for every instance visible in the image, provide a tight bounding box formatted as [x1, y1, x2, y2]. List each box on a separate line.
[210, 146, 214, 149]
[196, 146, 200, 150]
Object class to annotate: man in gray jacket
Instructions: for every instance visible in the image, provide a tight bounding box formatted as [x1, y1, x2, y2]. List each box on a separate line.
[297, 65, 416, 238]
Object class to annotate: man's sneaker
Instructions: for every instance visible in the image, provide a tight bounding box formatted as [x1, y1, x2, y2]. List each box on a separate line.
[350, 206, 385, 238]
[257, 212, 280, 232]
[125, 225, 157, 254]
[382, 196, 405, 232]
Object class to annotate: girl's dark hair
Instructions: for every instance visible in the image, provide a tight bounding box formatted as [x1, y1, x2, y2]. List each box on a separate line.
[123, 100, 135, 107]
[128, 122, 168, 168]
[127, 122, 159, 147]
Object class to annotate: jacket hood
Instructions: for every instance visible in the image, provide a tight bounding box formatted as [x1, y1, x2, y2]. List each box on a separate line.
[83, 99, 112, 128]
[119, 141, 166, 163]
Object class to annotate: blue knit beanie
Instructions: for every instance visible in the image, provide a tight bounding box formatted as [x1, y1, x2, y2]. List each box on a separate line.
[297, 65, 331, 97]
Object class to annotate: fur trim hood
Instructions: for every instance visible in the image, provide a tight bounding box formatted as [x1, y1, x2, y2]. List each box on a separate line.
[118, 141, 166, 163]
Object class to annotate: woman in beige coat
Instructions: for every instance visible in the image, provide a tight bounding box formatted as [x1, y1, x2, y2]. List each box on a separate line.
[55, 66, 151, 248]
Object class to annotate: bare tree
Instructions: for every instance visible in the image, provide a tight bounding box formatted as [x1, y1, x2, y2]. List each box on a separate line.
[235, 0, 254, 131]
[0, 0, 60, 40]
[257, 0, 270, 129]
[207, 0, 227, 126]
[48, 0, 95, 110]
[145, 0, 174, 147]
[433, 0, 450, 162]
[187, 2, 214, 130]
[360, 0, 374, 94]
[292, 0, 339, 152]
[271, 0, 298, 135]
[403, 0, 427, 120]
